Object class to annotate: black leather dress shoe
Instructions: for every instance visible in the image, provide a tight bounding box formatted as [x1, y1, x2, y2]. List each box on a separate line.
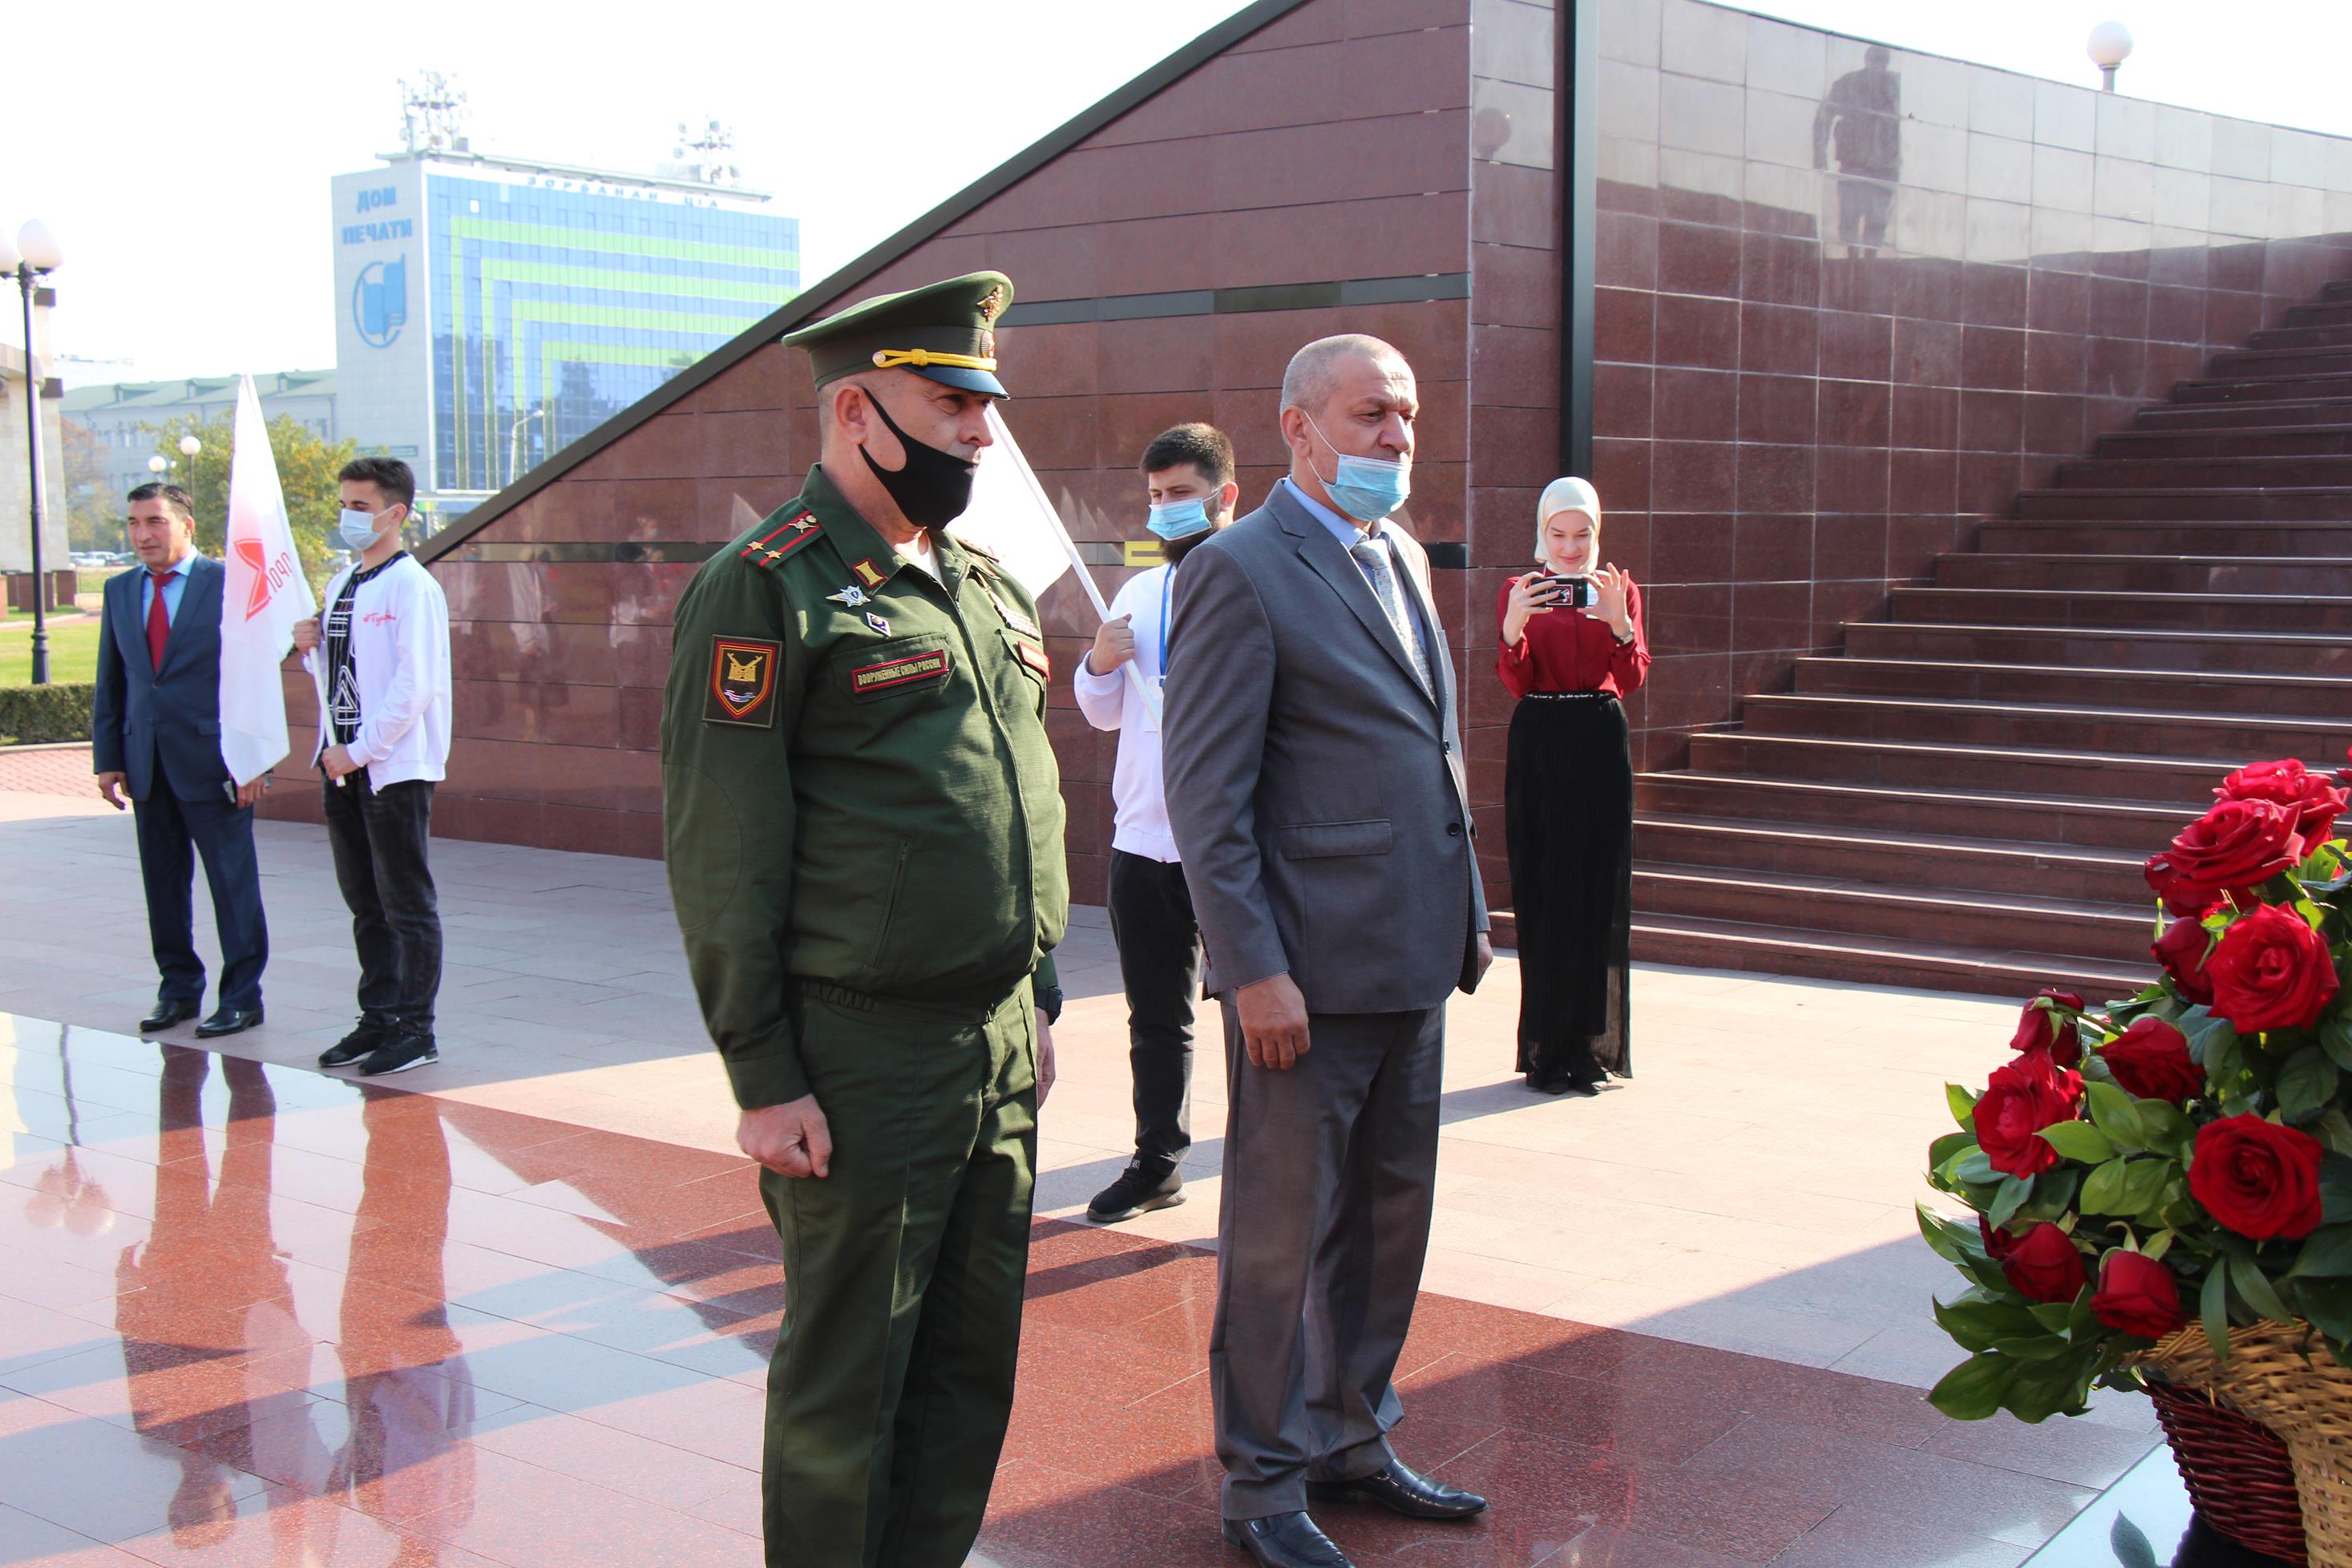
[139, 997, 200, 1033]
[193, 1005, 265, 1039]
[1221, 1512, 1354, 1568]
[1307, 1461, 1488, 1520]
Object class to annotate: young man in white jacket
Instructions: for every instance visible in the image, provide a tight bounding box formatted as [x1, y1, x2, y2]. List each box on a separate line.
[290, 457, 453, 1077]
[1072, 423, 1238, 1222]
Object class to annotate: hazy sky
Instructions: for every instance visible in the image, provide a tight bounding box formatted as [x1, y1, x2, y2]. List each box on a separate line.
[6, 0, 2348, 385]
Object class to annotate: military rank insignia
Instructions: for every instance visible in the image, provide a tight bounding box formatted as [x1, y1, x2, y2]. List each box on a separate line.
[705, 636, 782, 726]
[741, 511, 822, 569]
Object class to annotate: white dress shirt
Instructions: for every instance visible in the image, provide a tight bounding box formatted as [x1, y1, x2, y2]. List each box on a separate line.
[1072, 563, 1180, 863]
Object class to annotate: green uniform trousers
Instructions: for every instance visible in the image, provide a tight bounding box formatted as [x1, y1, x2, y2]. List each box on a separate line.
[761, 980, 1039, 1568]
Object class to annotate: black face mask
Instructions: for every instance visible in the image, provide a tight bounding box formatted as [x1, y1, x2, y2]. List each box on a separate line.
[859, 386, 979, 529]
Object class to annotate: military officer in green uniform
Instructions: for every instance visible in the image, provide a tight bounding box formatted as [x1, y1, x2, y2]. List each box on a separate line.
[660, 270, 1068, 1568]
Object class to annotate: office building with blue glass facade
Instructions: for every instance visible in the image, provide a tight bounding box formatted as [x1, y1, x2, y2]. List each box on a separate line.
[330, 151, 797, 519]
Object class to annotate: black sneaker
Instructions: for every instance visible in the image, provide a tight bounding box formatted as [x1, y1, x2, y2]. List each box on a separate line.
[1087, 1162, 1184, 1223]
[357, 1033, 438, 1077]
[318, 1022, 388, 1069]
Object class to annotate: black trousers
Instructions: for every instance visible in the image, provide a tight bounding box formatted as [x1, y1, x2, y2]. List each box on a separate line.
[133, 786, 268, 1010]
[323, 774, 443, 1033]
[1105, 849, 1202, 1174]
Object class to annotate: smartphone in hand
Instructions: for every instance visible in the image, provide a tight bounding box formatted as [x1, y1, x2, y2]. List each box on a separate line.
[1533, 572, 1596, 610]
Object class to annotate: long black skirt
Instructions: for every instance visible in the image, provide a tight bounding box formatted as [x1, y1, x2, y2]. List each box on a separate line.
[1505, 692, 1633, 1089]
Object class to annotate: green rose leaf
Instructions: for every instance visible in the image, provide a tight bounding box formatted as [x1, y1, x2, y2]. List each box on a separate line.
[1946, 1082, 1981, 1130]
[2320, 1011, 2352, 1074]
[2316, 1110, 2352, 1158]
[1929, 1130, 1976, 1170]
[2006, 1349, 2097, 1423]
[1934, 1292, 2044, 1352]
[2324, 1153, 2352, 1226]
[2277, 1047, 2341, 1123]
[2084, 1081, 2150, 1150]
[2135, 1100, 2198, 1159]
[2229, 1254, 2293, 1325]
[2201, 1266, 2232, 1361]
[1918, 1203, 1986, 1264]
[2079, 1158, 2133, 1215]
[1953, 1148, 1999, 1188]
[2291, 1278, 2352, 1357]
[1989, 1174, 2033, 1230]
[2036, 1121, 2117, 1165]
[1928, 1352, 2016, 1421]
[2291, 1224, 2352, 1279]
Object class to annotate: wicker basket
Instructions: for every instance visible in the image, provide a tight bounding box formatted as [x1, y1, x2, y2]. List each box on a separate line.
[2134, 1320, 2352, 1568]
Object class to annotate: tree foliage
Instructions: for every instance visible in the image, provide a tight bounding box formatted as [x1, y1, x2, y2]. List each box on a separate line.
[145, 412, 358, 590]
[59, 420, 123, 554]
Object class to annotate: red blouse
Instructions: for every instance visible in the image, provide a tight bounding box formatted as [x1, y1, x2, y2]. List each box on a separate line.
[1495, 575, 1651, 699]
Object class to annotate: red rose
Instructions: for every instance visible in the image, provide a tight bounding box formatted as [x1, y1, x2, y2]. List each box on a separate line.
[1974, 1052, 2085, 1178]
[2218, 759, 2348, 847]
[2144, 800, 2305, 917]
[2099, 1018, 2204, 1102]
[2206, 903, 2340, 1034]
[1978, 1216, 2013, 1260]
[2000, 1222, 2089, 1303]
[2190, 1115, 2326, 1242]
[2091, 1250, 2186, 1339]
[2153, 916, 2217, 1006]
[2009, 990, 2086, 1065]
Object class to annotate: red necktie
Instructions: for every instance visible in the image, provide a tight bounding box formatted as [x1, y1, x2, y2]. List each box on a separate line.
[146, 570, 172, 669]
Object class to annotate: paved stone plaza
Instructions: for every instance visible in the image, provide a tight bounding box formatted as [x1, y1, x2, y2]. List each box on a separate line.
[0, 751, 2164, 1566]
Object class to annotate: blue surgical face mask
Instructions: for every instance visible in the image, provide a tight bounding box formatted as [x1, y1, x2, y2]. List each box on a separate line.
[1305, 412, 1411, 521]
[337, 507, 393, 552]
[1146, 499, 1213, 540]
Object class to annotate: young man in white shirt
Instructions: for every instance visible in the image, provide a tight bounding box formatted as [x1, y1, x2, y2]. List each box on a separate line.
[1072, 423, 1239, 1222]
[289, 457, 454, 1077]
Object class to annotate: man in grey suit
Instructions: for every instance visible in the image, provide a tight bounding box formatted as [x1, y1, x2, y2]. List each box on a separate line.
[1163, 335, 1493, 1568]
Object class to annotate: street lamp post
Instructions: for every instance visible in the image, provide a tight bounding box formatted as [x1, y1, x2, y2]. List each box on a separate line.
[2, 220, 64, 684]
[2087, 21, 2134, 93]
[508, 406, 544, 487]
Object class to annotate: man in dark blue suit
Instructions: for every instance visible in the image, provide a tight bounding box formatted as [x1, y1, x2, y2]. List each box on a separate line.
[91, 483, 269, 1038]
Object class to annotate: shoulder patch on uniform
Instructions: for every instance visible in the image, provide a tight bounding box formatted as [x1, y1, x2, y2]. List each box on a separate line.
[705, 636, 782, 726]
[740, 511, 822, 569]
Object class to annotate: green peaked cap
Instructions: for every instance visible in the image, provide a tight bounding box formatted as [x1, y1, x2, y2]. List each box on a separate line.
[782, 270, 1014, 397]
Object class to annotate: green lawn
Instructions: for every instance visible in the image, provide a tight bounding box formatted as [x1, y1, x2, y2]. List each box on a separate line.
[0, 609, 102, 686]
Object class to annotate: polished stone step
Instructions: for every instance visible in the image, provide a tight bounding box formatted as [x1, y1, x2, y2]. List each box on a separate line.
[2057, 453, 2352, 487]
[2251, 320, 2352, 350]
[2096, 424, 2352, 459]
[1932, 551, 2352, 593]
[2209, 344, 2352, 378]
[1635, 814, 2149, 902]
[2285, 300, 2352, 328]
[1632, 772, 2190, 851]
[2018, 486, 2352, 519]
[2173, 370, 2352, 402]
[1795, 653, 2352, 718]
[1740, 692, 2348, 763]
[1841, 619, 2352, 676]
[1885, 584, 2352, 632]
[1978, 519, 2352, 555]
[1685, 730, 2297, 805]
[1634, 863, 2150, 962]
[2136, 396, 2352, 430]
[1627, 913, 2148, 1000]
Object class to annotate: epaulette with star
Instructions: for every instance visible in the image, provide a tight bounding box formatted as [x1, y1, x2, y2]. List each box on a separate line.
[740, 509, 824, 569]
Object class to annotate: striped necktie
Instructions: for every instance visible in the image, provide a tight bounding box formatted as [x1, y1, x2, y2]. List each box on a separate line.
[1348, 536, 1432, 693]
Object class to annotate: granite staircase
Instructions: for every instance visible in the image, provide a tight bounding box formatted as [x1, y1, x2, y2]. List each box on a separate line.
[1629, 277, 2352, 999]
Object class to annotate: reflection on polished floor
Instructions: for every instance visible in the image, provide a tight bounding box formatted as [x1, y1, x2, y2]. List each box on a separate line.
[0, 1011, 2168, 1568]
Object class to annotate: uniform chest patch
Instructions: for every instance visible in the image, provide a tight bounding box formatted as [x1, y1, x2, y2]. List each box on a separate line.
[851, 647, 951, 696]
[1012, 637, 1049, 680]
[705, 636, 782, 726]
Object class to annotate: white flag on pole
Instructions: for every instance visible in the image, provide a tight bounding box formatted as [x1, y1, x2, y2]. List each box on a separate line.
[952, 406, 1160, 717]
[216, 374, 317, 787]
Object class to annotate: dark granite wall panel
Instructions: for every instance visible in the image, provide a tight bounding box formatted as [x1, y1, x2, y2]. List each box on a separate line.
[1593, 0, 2352, 772]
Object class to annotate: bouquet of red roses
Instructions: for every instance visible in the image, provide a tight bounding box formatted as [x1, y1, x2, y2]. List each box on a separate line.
[1924, 757, 2352, 1422]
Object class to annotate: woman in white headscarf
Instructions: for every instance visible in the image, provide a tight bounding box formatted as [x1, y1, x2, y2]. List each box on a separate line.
[1496, 477, 1649, 1094]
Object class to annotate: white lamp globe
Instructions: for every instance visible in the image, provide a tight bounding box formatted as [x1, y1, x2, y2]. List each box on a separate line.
[147, 455, 168, 475]
[177, 435, 201, 458]
[2087, 21, 2134, 70]
[15, 220, 63, 272]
